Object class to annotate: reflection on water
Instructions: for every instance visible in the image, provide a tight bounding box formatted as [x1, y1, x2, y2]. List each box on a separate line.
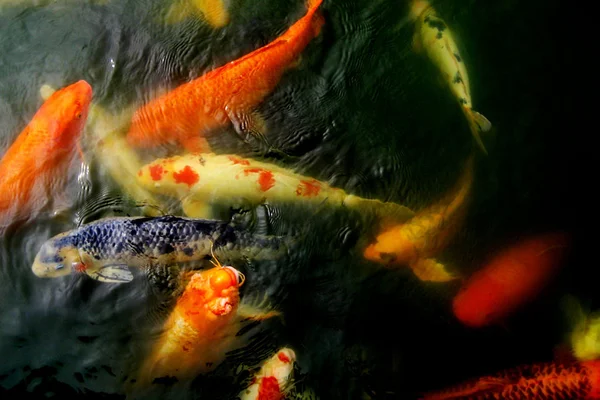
[0, 0, 584, 399]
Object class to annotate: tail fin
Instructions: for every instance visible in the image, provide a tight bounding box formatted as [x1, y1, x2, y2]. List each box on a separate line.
[467, 109, 492, 155]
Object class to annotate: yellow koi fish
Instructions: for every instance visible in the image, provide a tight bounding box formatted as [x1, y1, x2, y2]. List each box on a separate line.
[239, 348, 296, 400]
[135, 152, 415, 224]
[561, 295, 600, 362]
[130, 253, 281, 391]
[164, 0, 229, 28]
[410, 0, 492, 154]
[363, 155, 474, 282]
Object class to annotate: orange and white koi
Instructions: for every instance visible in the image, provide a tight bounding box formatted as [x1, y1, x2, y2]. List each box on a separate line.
[420, 359, 600, 400]
[131, 251, 280, 390]
[163, 0, 230, 28]
[239, 348, 296, 400]
[126, 0, 324, 153]
[0, 80, 92, 231]
[135, 153, 415, 223]
[410, 0, 492, 155]
[362, 155, 474, 282]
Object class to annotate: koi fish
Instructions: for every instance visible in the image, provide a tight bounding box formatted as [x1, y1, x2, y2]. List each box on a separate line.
[362, 155, 474, 282]
[135, 153, 415, 223]
[561, 295, 600, 362]
[452, 232, 570, 328]
[131, 260, 281, 389]
[126, 0, 325, 153]
[0, 80, 92, 231]
[420, 359, 600, 400]
[31, 215, 289, 283]
[163, 0, 230, 28]
[240, 348, 297, 400]
[410, 0, 492, 155]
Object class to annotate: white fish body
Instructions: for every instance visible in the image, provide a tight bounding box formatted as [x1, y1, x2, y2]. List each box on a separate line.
[411, 0, 492, 154]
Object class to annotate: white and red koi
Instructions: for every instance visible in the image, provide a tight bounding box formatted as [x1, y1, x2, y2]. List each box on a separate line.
[135, 153, 415, 223]
[239, 348, 296, 400]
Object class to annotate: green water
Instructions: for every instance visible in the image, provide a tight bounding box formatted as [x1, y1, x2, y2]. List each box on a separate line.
[0, 0, 583, 399]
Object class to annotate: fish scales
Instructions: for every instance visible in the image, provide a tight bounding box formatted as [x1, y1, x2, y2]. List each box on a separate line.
[32, 216, 289, 283]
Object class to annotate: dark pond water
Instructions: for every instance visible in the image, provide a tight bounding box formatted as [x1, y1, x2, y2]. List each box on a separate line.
[0, 0, 586, 399]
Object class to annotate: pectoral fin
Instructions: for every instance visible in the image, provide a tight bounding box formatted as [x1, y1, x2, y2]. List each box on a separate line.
[87, 264, 133, 283]
[409, 258, 457, 282]
[238, 294, 284, 324]
[181, 135, 211, 154]
[181, 197, 213, 218]
[467, 109, 493, 155]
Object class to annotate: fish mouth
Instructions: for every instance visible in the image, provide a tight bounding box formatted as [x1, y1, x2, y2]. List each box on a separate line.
[223, 266, 245, 287]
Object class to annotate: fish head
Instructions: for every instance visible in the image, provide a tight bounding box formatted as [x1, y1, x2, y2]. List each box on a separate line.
[206, 266, 244, 316]
[362, 226, 413, 266]
[271, 348, 296, 375]
[31, 232, 87, 278]
[42, 80, 92, 154]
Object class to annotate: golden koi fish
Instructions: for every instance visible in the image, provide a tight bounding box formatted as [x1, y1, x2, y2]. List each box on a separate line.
[135, 152, 415, 224]
[163, 0, 230, 28]
[130, 254, 281, 391]
[363, 155, 474, 282]
[410, 0, 492, 154]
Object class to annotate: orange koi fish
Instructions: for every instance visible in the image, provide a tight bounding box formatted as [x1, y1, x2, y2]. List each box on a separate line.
[131, 251, 281, 390]
[239, 348, 296, 400]
[420, 359, 600, 400]
[452, 232, 570, 329]
[135, 152, 415, 223]
[126, 0, 325, 153]
[362, 155, 474, 282]
[0, 80, 92, 230]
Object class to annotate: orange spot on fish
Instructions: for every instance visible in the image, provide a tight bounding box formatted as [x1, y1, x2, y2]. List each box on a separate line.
[137, 170, 142, 177]
[277, 351, 291, 363]
[257, 376, 282, 400]
[173, 165, 199, 187]
[149, 164, 164, 181]
[228, 155, 250, 166]
[73, 262, 87, 273]
[241, 168, 275, 192]
[295, 179, 321, 197]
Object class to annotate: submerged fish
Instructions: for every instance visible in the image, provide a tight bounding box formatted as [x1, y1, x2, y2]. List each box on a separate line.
[363, 155, 474, 282]
[452, 232, 570, 328]
[0, 80, 92, 231]
[240, 347, 297, 400]
[558, 295, 600, 362]
[163, 0, 230, 28]
[131, 261, 281, 390]
[410, 0, 492, 154]
[420, 359, 600, 400]
[31, 215, 289, 283]
[135, 153, 415, 223]
[126, 0, 325, 153]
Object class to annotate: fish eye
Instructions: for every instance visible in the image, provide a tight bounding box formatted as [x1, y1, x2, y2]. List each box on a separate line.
[75, 112, 82, 119]
[55, 264, 65, 270]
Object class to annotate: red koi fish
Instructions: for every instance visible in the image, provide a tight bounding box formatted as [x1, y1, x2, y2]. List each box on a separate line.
[126, 0, 325, 153]
[0, 80, 92, 230]
[420, 359, 600, 400]
[239, 348, 297, 400]
[452, 232, 570, 328]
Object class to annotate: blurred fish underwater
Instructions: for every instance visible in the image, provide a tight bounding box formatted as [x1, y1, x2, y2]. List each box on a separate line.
[0, 0, 586, 399]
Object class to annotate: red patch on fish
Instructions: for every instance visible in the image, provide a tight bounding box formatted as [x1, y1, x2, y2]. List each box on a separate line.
[257, 376, 282, 400]
[137, 170, 142, 177]
[228, 155, 250, 166]
[173, 165, 199, 187]
[242, 168, 275, 192]
[277, 352, 291, 363]
[296, 179, 321, 197]
[149, 164, 164, 181]
[73, 262, 87, 273]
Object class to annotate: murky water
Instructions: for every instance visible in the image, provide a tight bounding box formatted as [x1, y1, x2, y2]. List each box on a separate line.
[0, 0, 585, 399]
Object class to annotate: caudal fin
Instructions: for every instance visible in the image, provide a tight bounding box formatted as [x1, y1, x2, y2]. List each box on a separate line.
[467, 109, 492, 155]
